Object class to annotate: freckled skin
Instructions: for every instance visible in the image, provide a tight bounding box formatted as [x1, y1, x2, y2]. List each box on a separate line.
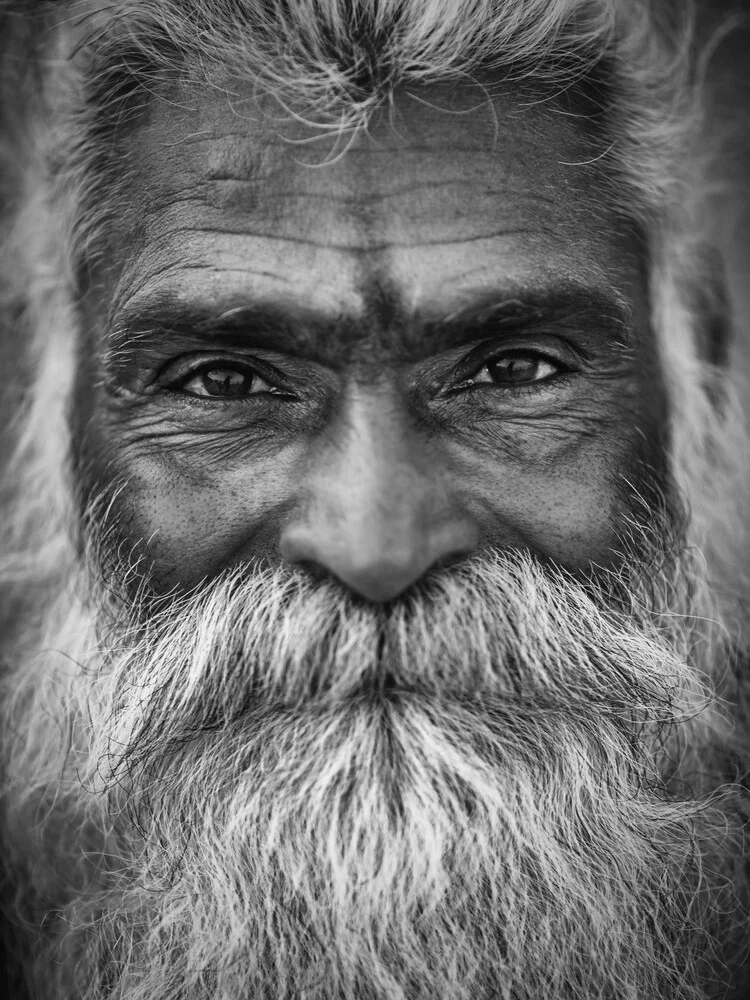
[75, 80, 668, 602]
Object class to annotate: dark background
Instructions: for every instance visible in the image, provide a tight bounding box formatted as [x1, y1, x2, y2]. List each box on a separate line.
[697, 1, 750, 390]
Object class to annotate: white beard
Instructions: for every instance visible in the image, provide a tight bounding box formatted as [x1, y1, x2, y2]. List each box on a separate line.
[2, 541, 750, 1000]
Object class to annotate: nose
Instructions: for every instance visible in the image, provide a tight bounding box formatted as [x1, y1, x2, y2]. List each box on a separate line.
[279, 387, 480, 603]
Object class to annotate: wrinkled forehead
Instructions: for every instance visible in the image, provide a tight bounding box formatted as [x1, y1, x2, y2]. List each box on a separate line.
[92, 74, 643, 349]
[123, 75, 608, 223]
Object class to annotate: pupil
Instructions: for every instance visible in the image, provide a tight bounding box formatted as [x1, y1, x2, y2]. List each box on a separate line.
[203, 368, 249, 395]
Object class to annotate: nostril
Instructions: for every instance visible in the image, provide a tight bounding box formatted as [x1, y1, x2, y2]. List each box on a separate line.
[289, 558, 336, 586]
[280, 530, 429, 602]
[278, 530, 316, 567]
[279, 512, 480, 604]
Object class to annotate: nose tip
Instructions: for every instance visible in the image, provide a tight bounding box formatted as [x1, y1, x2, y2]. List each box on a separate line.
[280, 522, 479, 603]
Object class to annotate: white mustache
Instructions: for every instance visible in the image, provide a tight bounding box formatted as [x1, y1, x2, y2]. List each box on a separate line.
[5, 533, 749, 1000]
[91, 545, 713, 783]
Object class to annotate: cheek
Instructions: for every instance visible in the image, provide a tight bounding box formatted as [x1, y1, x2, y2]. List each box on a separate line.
[468, 375, 670, 569]
[77, 438, 306, 592]
[444, 381, 670, 572]
[69, 340, 303, 591]
[85, 427, 661, 595]
[459, 436, 650, 570]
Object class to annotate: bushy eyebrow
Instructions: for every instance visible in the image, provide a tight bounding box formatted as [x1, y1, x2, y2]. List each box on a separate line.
[419, 287, 632, 357]
[107, 281, 634, 369]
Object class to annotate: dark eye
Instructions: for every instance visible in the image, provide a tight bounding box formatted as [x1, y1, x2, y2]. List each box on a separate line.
[178, 365, 275, 398]
[461, 350, 562, 388]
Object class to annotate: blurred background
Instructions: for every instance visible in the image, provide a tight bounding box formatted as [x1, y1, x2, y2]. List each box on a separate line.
[699, 0, 750, 395]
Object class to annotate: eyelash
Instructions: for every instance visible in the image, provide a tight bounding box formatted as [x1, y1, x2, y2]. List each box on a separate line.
[461, 374, 571, 400]
[162, 358, 293, 403]
[446, 349, 574, 398]
[160, 346, 575, 405]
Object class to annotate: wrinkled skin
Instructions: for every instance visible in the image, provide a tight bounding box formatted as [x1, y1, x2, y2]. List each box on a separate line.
[9, 73, 750, 1000]
[75, 79, 667, 599]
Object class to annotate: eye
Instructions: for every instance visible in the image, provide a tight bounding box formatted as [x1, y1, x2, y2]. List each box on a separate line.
[459, 350, 563, 389]
[175, 364, 278, 399]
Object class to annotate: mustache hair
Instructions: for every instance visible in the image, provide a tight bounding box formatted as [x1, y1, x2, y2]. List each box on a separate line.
[95, 541, 704, 765]
[3, 539, 750, 1000]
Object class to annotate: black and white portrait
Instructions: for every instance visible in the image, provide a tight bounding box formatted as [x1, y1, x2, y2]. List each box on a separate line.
[1, 2, 750, 997]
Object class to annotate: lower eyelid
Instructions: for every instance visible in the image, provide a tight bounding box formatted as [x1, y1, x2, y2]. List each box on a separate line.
[151, 389, 293, 413]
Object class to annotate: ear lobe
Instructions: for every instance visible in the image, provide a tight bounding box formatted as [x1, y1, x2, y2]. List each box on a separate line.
[689, 242, 731, 367]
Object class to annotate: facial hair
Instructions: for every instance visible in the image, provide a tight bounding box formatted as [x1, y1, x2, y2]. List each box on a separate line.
[2, 533, 749, 1000]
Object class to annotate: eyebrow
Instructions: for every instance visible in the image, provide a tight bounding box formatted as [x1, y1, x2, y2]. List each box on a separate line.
[107, 281, 634, 368]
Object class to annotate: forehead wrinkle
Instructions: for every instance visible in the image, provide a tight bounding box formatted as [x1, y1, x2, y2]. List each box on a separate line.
[231, 185, 566, 210]
[203, 134, 267, 183]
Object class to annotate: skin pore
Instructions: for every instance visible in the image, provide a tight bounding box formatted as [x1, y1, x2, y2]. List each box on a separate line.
[74, 78, 667, 600]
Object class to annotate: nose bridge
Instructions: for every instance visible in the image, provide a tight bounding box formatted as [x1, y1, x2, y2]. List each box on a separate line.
[279, 385, 478, 601]
[312, 387, 440, 563]
[333, 388, 428, 537]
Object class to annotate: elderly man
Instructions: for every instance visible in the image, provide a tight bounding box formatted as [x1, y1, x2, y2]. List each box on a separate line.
[0, 0, 749, 997]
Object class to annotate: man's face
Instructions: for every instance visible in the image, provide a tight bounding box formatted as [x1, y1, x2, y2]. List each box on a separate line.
[10, 78, 748, 1000]
[76, 80, 666, 596]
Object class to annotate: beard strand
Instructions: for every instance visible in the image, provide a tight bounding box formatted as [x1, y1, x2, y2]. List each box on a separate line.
[2, 532, 750, 1000]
